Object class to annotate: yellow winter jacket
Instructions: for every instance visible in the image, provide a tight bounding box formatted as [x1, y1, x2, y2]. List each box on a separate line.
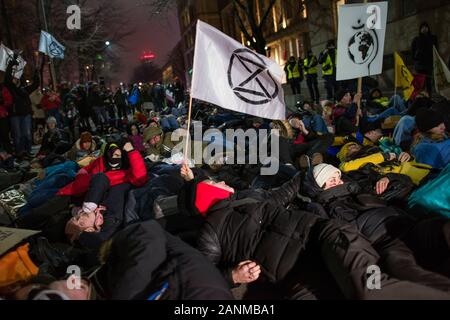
[340, 152, 431, 185]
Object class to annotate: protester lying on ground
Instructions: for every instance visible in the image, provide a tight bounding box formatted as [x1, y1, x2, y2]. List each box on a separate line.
[64, 171, 131, 249]
[65, 132, 98, 163]
[278, 115, 333, 168]
[411, 108, 450, 169]
[300, 163, 450, 289]
[143, 126, 175, 160]
[336, 141, 433, 186]
[92, 220, 234, 300]
[57, 142, 148, 197]
[178, 164, 450, 300]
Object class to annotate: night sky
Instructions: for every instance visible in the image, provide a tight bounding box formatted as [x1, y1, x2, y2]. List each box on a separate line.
[116, 1, 181, 82]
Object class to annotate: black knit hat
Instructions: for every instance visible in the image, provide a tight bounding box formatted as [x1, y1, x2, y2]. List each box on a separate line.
[416, 108, 444, 132]
[335, 89, 349, 103]
[360, 119, 382, 135]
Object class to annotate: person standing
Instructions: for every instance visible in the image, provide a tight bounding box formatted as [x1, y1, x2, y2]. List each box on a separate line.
[411, 22, 438, 95]
[41, 88, 62, 127]
[4, 55, 39, 159]
[303, 50, 320, 104]
[319, 40, 338, 100]
[284, 56, 303, 95]
[114, 86, 129, 120]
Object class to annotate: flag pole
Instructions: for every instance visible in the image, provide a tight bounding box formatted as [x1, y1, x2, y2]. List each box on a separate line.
[184, 94, 193, 161]
[356, 0, 368, 124]
[40, 0, 57, 91]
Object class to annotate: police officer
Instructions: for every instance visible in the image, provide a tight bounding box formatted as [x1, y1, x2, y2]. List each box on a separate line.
[284, 56, 303, 95]
[303, 50, 320, 104]
[319, 40, 338, 100]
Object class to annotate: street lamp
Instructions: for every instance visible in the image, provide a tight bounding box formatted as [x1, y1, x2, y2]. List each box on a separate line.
[105, 41, 111, 47]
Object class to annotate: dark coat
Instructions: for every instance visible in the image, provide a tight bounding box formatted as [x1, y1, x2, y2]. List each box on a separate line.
[301, 166, 416, 244]
[4, 61, 39, 116]
[99, 220, 234, 300]
[195, 173, 322, 285]
[411, 23, 438, 73]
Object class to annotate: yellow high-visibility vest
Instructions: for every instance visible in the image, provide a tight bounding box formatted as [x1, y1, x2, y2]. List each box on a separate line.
[287, 64, 301, 80]
[322, 52, 335, 76]
[303, 57, 318, 75]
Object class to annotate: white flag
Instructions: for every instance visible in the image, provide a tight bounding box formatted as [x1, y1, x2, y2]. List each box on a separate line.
[433, 46, 450, 99]
[39, 31, 65, 59]
[0, 43, 27, 79]
[191, 20, 286, 120]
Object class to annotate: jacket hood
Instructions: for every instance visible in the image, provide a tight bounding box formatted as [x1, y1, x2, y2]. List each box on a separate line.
[75, 138, 97, 152]
[143, 127, 163, 144]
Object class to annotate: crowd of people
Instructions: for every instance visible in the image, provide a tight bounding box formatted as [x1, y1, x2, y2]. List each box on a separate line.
[0, 26, 450, 300]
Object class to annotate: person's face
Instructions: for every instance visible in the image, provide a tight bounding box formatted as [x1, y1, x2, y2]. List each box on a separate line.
[149, 134, 161, 146]
[81, 141, 92, 151]
[289, 118, 302, 129]
[49, 280, 92, 300]
[13, 78, 20, 87]
[253, 122, 262, 129]
[367, 129, 383, 142]
[429, 123, 446, 135]
[205, 180, 235, 194]
[112, 149, 122, 158]
[372, 91, 381, 98]
[323, 172, 344, 190]
[48, 122, 56, 130]
[341, 93, 352, 105]
[347, 144, 362, 157]
[131, 125, 139, 136]
[421, 26, 429, 34]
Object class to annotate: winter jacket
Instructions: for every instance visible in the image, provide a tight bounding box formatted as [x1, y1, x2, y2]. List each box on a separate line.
[411, 25, 438, 73]
[195, 173, 322, 285]
[4, 61, 39, 117]
[66, 139, 98, 162]
[129, 134, 145, 153]
[57, 150, 148, 196]
[98, 220, 234, 300]
[0, 85, 13, 118]
[301, 168, 416, 244]
[339, 146, 431, 185]
[40, 94, 61, 111]
[411, 134, 450, 169]
[144, 127, 176, 158]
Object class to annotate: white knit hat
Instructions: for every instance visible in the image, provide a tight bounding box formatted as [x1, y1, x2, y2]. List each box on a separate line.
[313, 164, 341, 188]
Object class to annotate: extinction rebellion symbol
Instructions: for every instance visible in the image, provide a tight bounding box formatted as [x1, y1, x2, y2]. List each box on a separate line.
[228, 48, 279, 105]
[49, 41, 64, 58]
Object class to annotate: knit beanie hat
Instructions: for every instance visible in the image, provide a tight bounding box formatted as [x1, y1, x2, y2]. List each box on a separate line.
[143, 127, 163, 143]
[194, 182, 233, 216]
[313, 164, 341, 188]
[335, 90, 349, 103]
[415, 108, 444, 133]
[46, 117, 57, 125]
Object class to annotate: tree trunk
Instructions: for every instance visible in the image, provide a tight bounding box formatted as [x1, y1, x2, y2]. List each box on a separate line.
[0, 0, 14, 47]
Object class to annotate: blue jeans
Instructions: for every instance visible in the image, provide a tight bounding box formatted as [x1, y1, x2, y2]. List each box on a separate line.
[368, 95, 407, 122]
[393, 115, 416, 148]
[10, 115, 32, 155]
[303, 114, 329, 135]
[161, 116, 179, 131]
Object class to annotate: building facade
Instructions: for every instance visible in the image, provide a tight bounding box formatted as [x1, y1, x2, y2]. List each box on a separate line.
[177, 0, 450, 90]
[177, 0, 222, 86]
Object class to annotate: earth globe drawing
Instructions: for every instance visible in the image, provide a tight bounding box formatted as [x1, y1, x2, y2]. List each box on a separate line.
[348, 30, 376, 64]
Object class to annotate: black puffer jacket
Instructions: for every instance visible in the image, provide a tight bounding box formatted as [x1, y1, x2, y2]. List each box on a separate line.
[98, 220, 234, 300]
[301, 166, 416, 244]
[195, 173, 322, 285]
